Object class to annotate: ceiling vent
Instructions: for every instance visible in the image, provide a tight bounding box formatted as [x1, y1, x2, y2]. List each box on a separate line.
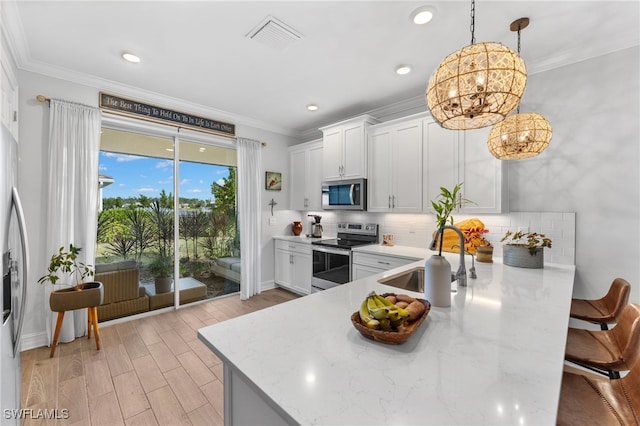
[246, 15, 303, 50]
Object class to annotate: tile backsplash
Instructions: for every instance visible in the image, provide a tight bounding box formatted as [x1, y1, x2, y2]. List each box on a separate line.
[299, 211, 576, 265]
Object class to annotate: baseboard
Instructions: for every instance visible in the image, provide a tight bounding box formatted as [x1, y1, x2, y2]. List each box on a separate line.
[261, 280, 276, 291]
[20, 331, 49, 352]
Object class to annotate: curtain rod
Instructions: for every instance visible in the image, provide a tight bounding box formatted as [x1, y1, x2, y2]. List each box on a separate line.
[37, 94, 267, 147]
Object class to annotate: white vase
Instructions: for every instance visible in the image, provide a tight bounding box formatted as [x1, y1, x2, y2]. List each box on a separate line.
[424, 255, 451, 307]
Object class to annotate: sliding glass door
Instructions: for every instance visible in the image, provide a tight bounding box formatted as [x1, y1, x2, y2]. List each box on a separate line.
[97, 125, 238, 320]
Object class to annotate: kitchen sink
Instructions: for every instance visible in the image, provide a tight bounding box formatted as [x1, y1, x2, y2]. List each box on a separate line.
[377, 267, 424, 292]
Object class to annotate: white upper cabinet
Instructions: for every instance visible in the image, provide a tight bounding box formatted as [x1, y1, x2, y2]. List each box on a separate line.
[423, 119, 507, 214]
[459, 127, 508, 214]
[289, 140, 323, 210]
[1, 56, 19, 140]
[368, 115, 423, 213]
[321, 115, 379, 181]
[423, 119, 459, 212]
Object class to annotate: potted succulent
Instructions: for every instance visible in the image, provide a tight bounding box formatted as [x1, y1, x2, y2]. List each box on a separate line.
[501, 230, 552, 268]
[38, 244, 104, 312]
[148, 253, 173, 293]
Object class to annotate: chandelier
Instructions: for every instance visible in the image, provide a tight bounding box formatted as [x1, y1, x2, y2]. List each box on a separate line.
[426, 0, 527, 130]
[487, 18, 553, 160]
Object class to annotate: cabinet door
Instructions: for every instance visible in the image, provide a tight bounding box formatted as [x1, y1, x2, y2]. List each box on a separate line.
[459, 127, 507, 213]
[423, 120, 458, 211]
[307, 144, 324, 210]
[291, 254, 312, 294]
[352, 263, 385, 281]
[1, 62, 18, 140]
[274, 249, 293, 289]
[289, 149, 307, 210]
[342, 123, 366, 179]
[367, 131, 392, 212]
[322, 128, 343, 181]
[392, 122, 423, 213]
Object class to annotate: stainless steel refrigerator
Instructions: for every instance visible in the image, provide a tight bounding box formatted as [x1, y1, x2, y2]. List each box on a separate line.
[1, 123, 29, 425]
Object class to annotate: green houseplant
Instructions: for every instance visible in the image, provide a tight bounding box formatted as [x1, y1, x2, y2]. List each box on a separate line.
[501, 230, 552, 268]
[148, 253, 173, 293]
[38, 244, 104, 358]
[426, 183, 471, 307]
[38, 244, 104, 312]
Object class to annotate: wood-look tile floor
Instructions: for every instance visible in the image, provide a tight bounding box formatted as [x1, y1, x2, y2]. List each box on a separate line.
[20, 288, 299, 426]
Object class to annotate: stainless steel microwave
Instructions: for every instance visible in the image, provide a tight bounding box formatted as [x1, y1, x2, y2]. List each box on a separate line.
[321, 178, 367, 211]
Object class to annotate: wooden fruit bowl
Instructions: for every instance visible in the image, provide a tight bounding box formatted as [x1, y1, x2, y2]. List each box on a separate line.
[351, 297, 431, 345]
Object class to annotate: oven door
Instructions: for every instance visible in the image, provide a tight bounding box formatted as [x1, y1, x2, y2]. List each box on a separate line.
[311, 245, 351, 292]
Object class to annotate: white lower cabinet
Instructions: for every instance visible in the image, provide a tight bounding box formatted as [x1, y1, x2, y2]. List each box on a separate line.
[274, 240, 312, 295]
[352, 252, 419, 281]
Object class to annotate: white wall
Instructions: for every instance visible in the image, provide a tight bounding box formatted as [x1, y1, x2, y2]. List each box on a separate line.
[17, 70, 297, 349]
[509, 47, 640, 303]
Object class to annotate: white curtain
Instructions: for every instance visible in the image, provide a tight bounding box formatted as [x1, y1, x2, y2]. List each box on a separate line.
[44, 99, 101, 345]
[236, 138, 262, 300]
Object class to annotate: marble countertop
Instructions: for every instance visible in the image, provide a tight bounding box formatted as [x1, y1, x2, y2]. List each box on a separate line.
[198, 253, 575, 425]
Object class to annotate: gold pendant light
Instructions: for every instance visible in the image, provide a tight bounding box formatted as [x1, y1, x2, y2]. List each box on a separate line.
[426, 0, 527, 130]
[487, 18, 553, 160]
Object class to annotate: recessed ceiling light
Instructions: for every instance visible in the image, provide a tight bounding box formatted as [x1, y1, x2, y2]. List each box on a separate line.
[411, 6, 436, 25]
[199, 147, 206, 152]
[396, 65, 412, 75]
[307, 104, 319, 111]
[122, 52, 141, 63]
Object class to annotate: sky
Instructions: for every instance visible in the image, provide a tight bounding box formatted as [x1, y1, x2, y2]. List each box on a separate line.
[99, 152, 231, 201]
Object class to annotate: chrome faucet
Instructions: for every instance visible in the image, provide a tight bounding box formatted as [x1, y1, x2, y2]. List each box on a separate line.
[429, 225, 468, 286]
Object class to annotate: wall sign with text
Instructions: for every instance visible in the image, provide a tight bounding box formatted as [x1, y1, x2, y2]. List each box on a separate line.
[99, 92, 236, 137]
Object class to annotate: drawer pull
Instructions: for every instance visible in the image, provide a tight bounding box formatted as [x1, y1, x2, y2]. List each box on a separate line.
[377, 261, 391, 265]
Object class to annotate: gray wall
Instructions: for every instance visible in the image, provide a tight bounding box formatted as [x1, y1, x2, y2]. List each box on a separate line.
[509, 46, 640, 302]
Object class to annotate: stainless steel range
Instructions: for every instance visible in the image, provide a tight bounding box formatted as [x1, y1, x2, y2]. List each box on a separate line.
[311, 222, 378, 292]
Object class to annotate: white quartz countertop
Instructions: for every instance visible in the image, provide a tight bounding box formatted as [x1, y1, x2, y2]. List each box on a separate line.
[351, 243, 431, 259]
[198, 253, 575, 425]
[273, 235, 334, 244]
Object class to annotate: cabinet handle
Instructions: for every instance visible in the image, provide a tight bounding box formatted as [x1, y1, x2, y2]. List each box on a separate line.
[377, 261, 391, 265]
[392, 195, 395, 208]
[388, 195, 391, 209]
[13, 111, 18, 122]
[290, 254, 293, 264]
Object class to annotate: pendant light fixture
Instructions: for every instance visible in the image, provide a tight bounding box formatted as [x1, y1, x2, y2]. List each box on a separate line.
[487, 18, 552, 160]
[426, 0, 527, 130]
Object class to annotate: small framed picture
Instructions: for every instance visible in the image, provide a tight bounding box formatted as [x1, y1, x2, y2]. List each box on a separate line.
[265, 171, 282, 191]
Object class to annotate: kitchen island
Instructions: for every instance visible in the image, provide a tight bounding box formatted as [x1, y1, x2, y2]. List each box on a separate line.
[198, 252, 575, 425]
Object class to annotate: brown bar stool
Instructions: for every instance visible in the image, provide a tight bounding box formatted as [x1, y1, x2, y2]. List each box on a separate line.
[557, 357, 640, 425]
[565, 303, 640, 379]
[570, 278, 631, 330]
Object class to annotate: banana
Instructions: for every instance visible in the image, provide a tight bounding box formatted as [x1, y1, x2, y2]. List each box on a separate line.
[367, 295, 389, 320]
[375, 294, 410, 319]
[378, 318, 391, 331]
[359, 297, 380, 329]
[359, 297, 372, 323]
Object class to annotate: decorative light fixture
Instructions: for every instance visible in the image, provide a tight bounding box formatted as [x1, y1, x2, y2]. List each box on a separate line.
[122, 52, 141, 63]
[487, 18, 552, 160]
[411, 6, 436, 25]
[396, 65, 412, 75]
[425, 0, 527, 130]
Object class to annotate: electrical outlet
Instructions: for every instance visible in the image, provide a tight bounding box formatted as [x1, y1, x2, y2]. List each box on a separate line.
[269, 217, 276, 226]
